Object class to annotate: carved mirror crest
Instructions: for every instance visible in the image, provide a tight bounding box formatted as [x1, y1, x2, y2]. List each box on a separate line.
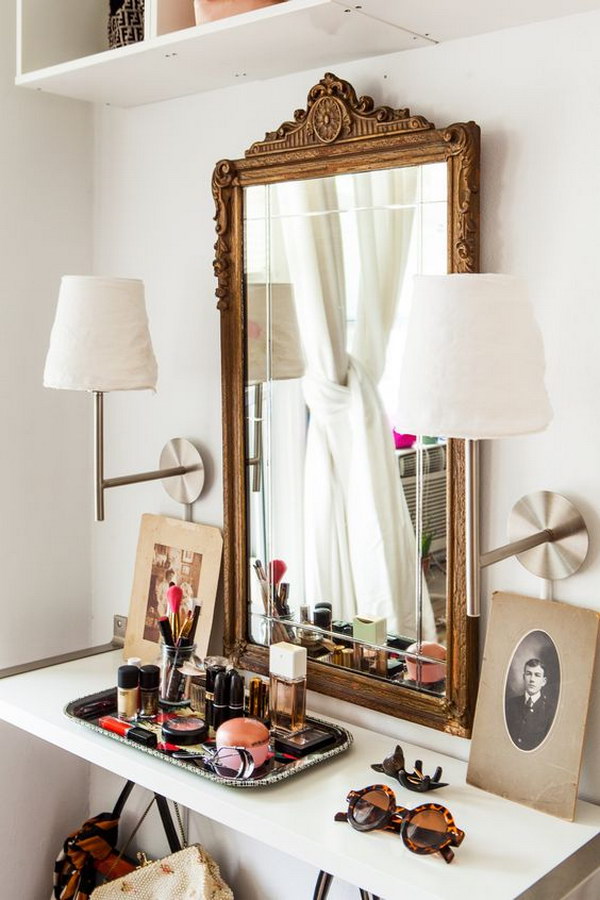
[214, 73, 480, 735]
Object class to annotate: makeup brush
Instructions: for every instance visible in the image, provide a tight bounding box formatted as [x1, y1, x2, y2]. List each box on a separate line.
[268, 558, 287, 587]
[167, 584, 183, 641]
[157, 616, 174, 646]
[268, 559, 288, 617]
[186, 603, 201, 645]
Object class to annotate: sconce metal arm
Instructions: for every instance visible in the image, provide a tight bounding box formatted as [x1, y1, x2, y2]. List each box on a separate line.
[479, 529, 554, 569]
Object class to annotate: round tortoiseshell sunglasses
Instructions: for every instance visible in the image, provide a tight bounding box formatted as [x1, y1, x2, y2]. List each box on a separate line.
[334, 784, 465, 863]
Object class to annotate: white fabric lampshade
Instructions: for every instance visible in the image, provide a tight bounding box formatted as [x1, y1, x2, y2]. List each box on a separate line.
[395, 274, 552, 439]
[44, 276, 158, 392]
[247, 283, 305, 384]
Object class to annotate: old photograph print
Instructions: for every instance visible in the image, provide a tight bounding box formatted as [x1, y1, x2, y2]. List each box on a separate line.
[467, 592, 599, 819]
[503, 630, 560, 752]
[143, 542, 203, 643]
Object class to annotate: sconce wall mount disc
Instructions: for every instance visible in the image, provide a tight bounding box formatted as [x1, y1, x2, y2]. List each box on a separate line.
[508, 491, 589, 580]
[160, 438, 205, 505]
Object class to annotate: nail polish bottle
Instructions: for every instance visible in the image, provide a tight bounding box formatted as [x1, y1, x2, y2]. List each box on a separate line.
[269, 642, 307, 734]
[138, 664, 160, 720]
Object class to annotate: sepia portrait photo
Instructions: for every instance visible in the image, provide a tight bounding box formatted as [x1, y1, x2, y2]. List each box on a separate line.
[125, 514, 223, 663]
[504, 631, 560, 752]
[468, 592, 599, 819]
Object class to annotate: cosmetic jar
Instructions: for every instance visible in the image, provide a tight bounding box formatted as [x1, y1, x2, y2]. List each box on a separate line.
[215, 717, 270, 767]
[139, 664, 160, 719]
[313, 606, 332, 632]
[405, 641, 447, 684]
[162, 716, 208, 746]
[117, 664, 139, 721]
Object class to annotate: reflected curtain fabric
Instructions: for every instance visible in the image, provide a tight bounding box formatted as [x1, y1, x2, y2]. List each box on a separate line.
[275, 175, 435, 638]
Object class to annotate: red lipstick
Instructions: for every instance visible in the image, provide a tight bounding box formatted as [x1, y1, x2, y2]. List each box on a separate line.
[98, 715, 157, 748]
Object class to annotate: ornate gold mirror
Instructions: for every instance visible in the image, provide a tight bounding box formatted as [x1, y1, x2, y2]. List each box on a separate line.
[214, 73, 480, 735]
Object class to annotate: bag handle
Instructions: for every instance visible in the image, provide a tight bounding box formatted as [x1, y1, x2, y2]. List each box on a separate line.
[107, 781, 184, 878]
[155, 794, 183, 854]
[111, 780, 183, 852]
[111, 780, 135, 819]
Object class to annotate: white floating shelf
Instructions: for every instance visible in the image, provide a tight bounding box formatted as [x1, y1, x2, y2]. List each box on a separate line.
[15, 0, 431, 108]
[0, 650, 599, 898]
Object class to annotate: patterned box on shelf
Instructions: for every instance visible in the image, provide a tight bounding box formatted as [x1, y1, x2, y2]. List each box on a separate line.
[108, 0, 145, 49]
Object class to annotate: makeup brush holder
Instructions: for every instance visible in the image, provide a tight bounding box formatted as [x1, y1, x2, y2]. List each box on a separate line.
[159, 643, 196, 706]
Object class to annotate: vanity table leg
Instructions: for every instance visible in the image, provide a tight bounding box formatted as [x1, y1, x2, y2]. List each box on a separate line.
[313, 871, 333, 899]
[313, 872, 381, 900]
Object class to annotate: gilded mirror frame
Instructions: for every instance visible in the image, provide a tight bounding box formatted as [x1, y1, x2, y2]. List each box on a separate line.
[213, 73, 480, 737]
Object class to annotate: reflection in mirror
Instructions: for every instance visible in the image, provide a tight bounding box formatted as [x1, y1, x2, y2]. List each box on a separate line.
[244, 164, 449, 695]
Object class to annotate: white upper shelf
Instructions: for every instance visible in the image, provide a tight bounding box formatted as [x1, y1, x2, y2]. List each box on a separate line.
[15, 0, 432, 108]
[16, 0, 600, 108]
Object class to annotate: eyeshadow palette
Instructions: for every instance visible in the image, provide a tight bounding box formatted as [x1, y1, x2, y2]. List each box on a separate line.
[65, 688, 352, 788]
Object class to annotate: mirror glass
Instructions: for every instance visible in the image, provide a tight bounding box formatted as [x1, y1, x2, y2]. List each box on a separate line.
[243, 163, 450, 695]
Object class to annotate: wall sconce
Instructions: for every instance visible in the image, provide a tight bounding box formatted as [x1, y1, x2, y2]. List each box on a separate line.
[395, 274, 589, 616]
[43, 276, 205, 521]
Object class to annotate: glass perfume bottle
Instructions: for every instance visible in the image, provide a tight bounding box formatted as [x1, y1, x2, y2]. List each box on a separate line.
[269, 642, 307, 734]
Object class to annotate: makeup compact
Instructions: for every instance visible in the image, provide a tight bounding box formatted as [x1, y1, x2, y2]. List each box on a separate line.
[215, 717, 270, 767]
[162, 716, 208, 746]
[273, 726, 336, 757]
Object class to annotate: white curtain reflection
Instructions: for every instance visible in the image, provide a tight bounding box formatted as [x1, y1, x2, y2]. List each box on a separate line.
[275, 174, 435, 638]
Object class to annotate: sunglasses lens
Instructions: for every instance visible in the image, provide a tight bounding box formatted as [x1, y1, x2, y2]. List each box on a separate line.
[352, 790, 390, 828]
[405, 809, 448, 849]
[212, 748, 254, 779]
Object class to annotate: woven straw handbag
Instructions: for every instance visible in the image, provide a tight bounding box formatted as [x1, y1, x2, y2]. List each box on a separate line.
[91, 844, 233, 900]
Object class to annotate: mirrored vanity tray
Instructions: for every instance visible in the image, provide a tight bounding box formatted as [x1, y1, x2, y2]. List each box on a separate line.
[65, 689, 353, 788]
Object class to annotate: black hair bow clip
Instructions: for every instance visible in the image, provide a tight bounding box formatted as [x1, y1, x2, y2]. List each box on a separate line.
[371, 744, 448, 793]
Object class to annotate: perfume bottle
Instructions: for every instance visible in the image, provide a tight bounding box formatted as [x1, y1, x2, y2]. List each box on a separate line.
[269, 642, 307, 734]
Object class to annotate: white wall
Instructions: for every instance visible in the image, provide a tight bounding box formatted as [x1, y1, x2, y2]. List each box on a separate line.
[89, 10, 600, 899]
[0, 2, 94, 896]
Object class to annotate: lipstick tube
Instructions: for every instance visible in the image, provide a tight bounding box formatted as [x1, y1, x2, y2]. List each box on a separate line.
[228, 671, 245, 720]
[98, 715, 157, 748]
[212, 670, 229, 731]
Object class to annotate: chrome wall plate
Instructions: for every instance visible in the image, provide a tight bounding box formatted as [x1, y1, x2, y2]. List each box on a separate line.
[160, 438, 205, 504]
[508, 491, 589, 580]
